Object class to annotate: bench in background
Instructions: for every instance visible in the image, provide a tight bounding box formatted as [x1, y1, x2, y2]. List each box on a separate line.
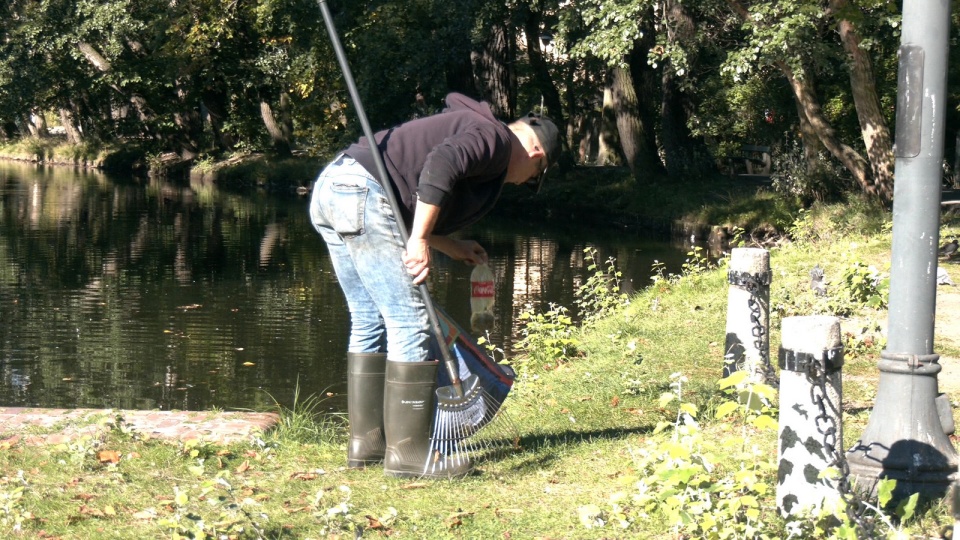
[741, 144, 771, 176]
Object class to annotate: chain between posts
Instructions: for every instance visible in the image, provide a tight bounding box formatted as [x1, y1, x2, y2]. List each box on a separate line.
[731, 268, 876, 536]
[727, 269, 777, 385]
[778, 347, 877, 537]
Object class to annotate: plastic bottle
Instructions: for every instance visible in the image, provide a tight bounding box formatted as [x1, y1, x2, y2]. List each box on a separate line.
[469, 263, 496, 333]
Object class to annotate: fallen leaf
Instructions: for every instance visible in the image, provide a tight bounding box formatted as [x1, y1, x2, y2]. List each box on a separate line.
[402, 482, 429, 490]
[290, 472, 319, 481]
[235, 460, 250, 473]
[610, 396, 620, 407]
[97, 450, 121, 464]
[127, 452, 141, 459]
[366, 515, 387, 530]
[0, 435, 20, 449]
[284, 506, 310, 514]
[74, 493, 97, 502]
[445, 511, 473, 529]
[79, 505, 106, 518]
[104, 505, 117, 516]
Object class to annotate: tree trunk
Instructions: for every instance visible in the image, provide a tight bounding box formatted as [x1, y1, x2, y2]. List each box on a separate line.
[660, 0, 714, 179]
[279, 91, 293, 148]
[173, 80, 202, 161]
[725, 0, 884, 202]
[576, 112, 599, 163]
[31, 110, 49, 138]
[471, 17, 515, 118]
[597, 86, 622, 166]
[21, 114, 39, 138]
[830, 0, 894, 202]
[77, 41, 157, 135]
[795, 98, 826, 177]
[611, 66, 644, 179]
[523, 9, 564, 124]
[59, 107, 83, 144]
[201, 87, 233, 152]
[611, 57, 665, 181]
[781, 62, 874, 199]
[260, 94, 292, 157]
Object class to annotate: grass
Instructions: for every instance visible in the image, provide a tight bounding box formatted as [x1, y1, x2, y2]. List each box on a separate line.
[1, 185, 959, 537]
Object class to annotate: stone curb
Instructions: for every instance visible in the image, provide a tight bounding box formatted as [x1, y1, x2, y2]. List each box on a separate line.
[0, 407, 280, 446]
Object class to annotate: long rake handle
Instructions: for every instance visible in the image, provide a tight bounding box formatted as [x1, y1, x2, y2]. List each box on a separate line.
[317, 0, 464, 399]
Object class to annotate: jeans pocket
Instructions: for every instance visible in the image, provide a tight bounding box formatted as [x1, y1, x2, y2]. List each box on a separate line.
[327, 181, 367, 236]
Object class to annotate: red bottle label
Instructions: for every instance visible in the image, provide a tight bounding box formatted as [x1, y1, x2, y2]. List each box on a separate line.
[471, 281, 494, 297]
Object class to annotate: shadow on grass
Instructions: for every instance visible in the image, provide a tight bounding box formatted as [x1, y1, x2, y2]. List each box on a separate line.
[470, 424, 657, 474]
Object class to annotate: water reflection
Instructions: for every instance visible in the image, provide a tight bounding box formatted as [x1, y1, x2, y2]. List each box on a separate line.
[0, 161, 695, 411]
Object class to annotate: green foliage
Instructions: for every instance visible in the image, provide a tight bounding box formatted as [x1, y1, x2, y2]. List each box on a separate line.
[268, 383, 344, 446]
[772, 139, 854, 203]
[830, 260, 889, 316]
[575, 247, 630, 323]
[0, 480, 30, 534]
[517, 303, 580, 372]
[582, 372, 780, 538]
[583, 370, 924, 539]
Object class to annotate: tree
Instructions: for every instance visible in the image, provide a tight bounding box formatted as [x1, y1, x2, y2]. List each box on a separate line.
[564, 0, 665, 181]
[724, 0, 896, 202]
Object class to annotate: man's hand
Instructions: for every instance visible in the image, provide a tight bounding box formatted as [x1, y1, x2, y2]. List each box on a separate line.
[403, 237, 431, 285]
[432, 237, 488, 266]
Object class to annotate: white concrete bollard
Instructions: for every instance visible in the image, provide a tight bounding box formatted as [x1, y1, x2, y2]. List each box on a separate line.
[724, 248, 771, 383]
[776, 315, 844, 517]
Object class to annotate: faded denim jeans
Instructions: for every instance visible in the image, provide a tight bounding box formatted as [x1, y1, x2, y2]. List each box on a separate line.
[309, 154, 430, 363]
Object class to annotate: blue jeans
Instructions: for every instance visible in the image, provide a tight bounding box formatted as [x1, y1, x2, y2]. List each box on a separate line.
[309, 155, 430, 363]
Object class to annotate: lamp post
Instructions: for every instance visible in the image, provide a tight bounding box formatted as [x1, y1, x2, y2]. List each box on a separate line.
[845, 0, 957, 501]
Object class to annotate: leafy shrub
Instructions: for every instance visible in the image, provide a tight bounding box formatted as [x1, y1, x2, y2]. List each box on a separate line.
[829, 260, 889, 316]
[575, 247, 630, 323]
[517, 303, 580, 372]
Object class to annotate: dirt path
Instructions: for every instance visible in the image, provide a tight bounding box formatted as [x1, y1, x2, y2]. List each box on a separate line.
[934, 262, 960, 397]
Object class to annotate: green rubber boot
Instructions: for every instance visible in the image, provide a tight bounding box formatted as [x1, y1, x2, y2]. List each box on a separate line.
[346, 352, 387, 467]
[383, 360, 471, 479]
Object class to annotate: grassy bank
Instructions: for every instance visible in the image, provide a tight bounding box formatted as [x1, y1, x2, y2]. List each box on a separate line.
[2, 200, 958, 539]
[0, 140, 324, 195]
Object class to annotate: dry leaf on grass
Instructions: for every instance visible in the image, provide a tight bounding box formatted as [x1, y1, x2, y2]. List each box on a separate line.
[97, 450, 121, 464]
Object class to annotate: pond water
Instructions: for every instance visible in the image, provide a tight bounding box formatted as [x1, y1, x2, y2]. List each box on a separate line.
[0, 161, 700, 412]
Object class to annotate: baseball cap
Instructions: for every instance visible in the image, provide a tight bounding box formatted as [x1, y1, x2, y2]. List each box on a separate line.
[517, 113, 561, 193]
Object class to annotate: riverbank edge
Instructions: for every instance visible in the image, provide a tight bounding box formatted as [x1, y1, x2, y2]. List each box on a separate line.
[0, 407, 279, 446]
[0, 141, 793, 243]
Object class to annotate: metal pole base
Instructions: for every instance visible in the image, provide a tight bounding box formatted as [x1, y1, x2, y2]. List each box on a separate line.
[846, 351, 959, 500]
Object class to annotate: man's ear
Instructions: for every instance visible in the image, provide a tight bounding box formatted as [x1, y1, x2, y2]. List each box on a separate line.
[528, 138, 546, 159]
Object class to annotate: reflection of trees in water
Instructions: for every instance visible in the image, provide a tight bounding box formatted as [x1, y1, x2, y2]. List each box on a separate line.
[0, 163, 692, 411]
[0, 162, 346, 410]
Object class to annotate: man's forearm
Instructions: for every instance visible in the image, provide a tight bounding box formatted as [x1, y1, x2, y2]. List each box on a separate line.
[410, 197, 440, 241]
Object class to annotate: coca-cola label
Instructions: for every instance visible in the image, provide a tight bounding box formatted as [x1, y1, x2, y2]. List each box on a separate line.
[471, 281, 494, 297]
